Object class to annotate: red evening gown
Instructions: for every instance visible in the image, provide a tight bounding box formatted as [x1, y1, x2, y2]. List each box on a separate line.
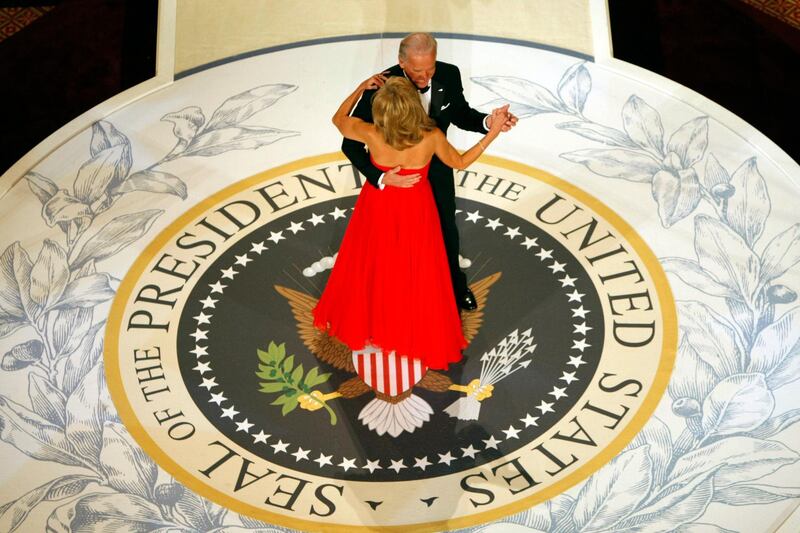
[312, 156, 466, 370]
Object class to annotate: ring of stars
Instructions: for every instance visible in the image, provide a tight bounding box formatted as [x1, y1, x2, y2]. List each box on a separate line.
[450, 208, 596, 453]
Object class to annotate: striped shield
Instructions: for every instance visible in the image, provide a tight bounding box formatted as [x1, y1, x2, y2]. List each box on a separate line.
[352, 347, 428, 397]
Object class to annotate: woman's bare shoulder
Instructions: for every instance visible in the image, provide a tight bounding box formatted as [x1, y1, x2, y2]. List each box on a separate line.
[358, 121, 378, 137]
[422, 128, 444, 144]
[413, 129, 440, 160]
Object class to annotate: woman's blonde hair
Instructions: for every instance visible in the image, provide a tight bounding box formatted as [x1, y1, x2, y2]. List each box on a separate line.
[371, 77, 435, 150]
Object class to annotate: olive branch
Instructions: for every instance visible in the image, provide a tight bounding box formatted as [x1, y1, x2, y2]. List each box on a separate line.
[255, 341, 336, 424]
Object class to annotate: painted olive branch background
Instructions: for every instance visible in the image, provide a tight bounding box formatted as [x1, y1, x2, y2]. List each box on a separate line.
[0, 59, 798, 532]
[0, 84, 299, 532]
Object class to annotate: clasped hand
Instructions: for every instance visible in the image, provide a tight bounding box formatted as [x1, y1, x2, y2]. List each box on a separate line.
[488, 104, 516, 133]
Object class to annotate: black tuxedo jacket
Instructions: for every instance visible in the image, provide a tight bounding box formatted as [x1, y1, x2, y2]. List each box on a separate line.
[342, 61, 488, 188]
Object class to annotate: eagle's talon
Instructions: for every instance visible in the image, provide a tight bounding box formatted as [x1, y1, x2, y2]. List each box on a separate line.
[299, 390, 325, 411]
[299, 390, 341, 411]
[475, 384, 494, 401]
[449, 379, 494, 401]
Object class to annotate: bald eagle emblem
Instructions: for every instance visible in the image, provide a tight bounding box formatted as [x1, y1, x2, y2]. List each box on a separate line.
[270, 273, 504, 438]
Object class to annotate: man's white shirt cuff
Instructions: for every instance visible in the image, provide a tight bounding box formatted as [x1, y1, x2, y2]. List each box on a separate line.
[377, 173, 386, 190]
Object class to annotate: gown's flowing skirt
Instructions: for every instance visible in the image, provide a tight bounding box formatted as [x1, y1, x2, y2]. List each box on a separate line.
[312, 162, 465, 370]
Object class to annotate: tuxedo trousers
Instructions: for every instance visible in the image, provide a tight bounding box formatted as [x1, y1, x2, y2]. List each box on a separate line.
[428, 156, 468, 299]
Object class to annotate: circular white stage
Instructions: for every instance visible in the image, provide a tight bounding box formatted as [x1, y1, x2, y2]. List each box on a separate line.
[1, 35, 798, 532]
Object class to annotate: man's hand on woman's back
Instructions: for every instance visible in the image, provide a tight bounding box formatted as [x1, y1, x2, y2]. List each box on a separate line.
[382, 166, 422, 188]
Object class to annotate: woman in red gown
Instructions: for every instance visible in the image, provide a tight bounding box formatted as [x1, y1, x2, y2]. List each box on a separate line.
[313, 76, 508, 371]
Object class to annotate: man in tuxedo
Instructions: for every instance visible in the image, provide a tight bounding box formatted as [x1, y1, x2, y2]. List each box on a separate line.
[342, 33, 517, 311]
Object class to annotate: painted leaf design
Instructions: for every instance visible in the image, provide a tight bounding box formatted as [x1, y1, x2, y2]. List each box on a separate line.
[281, 395, 299, 416]
[747, 407, 800, 439]
[204, 498, 227, 527]
[212, 522, 286, 533]
[57, 320, 106, 396]
[51, 261, 95, 356]
[90, 120, 131, 158]
[25, 172, 58, 205]
[237, 515, 282, 529]
[51, 305, 93, 358]
[0, 340, 43, 371]
[613, 466, 717, 533]
[668, 436, 798, 490]
[667, 116, 709, 168]
[625, 417, 673, 488]
[480, 98, 546, 119]
[472, 76, 564, 113]
[183, 126, 299, 157]
[661, 257, 737, 298]
[206, 84, 297, 130]
[28, 373, 67, 427]
[748, 306, 800, 388]
[701, 153, 731, 189]
[560, 148, 662, 182]
[0, 242, 35, 332]
[557, 62, 592, 113]
[73, 145, 128, 204]
[759, 223, 800, 283]
[651, 168, 701, 227]
[473, 524, 548, 533]
[119, 524, 194, 533]
[500, 500, 552, 530]
[713, 483, 800, 506]
[50, 273, 115, 310]
[556, 121, 637, 148]
[0, 475, 97, 533]
[65, 362, 118, 464]
[29, 240, 69, 309]
[725, 157, 770, 246]
[571, 445, 652, 531]
[47, 493, 172, 532]
[161, 106, 205, 146]
[174, 488, 214, 530]
[41, 189, 92, 228]
[89, 121, 133, 191]
[676, 301, 740, 377]
[695, 215, 760, 302]
[112, 170, 187, 200]
[700, 373, 774, 437]
[675, 524, 736, 533]
[668, 336, 717, 405]
[621, 95, 664, 155]
[549, 493, 575, 531]
[0, 395, 83, 466]
[725, 297, 755, 348]
[70, 209, 163, 268]
[99, 421, 157, 500]
[0, 316, 26, 339]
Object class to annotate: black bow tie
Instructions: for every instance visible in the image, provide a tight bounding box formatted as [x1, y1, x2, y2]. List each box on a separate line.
[418, 85, 431, 94]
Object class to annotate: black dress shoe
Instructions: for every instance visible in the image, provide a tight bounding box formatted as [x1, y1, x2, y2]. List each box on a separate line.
[458, 288, 478, 311]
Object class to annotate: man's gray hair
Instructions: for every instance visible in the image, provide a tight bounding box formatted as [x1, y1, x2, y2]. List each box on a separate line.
[398, 32, 437, 60]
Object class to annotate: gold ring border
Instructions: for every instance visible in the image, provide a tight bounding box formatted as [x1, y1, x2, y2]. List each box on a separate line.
[105, 152, 678, 532]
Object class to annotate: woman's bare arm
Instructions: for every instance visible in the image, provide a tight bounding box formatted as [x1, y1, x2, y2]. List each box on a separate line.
[433, 105, 509, 169]
[334, 116, 372, 143]
[332, 73, 387, 143]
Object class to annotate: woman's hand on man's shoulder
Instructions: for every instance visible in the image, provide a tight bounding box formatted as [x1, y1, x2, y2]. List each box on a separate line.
[360, 71, 390, 91]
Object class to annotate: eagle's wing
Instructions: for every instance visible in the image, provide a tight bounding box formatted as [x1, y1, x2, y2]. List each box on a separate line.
[274, 285, 355, 372]
[338, 376, 371, 398]
[417, 370, 453, 392]
[461, 272, 502, 344]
